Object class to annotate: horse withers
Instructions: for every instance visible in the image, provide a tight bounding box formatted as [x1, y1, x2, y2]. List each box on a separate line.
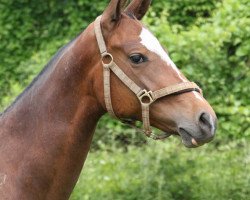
[0, 0, 217, 199]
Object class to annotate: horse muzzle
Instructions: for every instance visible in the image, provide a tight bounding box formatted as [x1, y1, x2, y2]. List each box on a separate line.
[178, 112, 217, 148]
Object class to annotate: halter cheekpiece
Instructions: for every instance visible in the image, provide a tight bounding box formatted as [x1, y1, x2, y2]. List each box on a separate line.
[94, 16, 202, 140]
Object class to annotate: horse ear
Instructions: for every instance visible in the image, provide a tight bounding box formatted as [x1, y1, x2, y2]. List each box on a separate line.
[102, 0, 127, 31]
[125, 0, 151, 20]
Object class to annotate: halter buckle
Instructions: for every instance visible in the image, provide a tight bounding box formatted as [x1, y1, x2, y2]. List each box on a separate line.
[137, 89, 154, 105]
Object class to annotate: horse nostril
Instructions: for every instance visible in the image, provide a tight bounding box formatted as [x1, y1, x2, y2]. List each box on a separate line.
[199, 112, 212, 128]
[199, 112, 215, 136]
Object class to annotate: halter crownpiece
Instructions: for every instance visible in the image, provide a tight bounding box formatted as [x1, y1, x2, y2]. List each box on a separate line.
[94, 16, 202, 140]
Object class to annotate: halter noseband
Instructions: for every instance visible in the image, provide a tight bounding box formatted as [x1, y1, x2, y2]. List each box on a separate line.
[94, 16, 202, 140]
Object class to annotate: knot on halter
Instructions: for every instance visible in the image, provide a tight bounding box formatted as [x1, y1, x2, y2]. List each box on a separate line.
[94, 16, 202, 140]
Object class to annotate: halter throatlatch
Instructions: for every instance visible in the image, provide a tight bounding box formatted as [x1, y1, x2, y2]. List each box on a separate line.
[94, 16, 202, 140]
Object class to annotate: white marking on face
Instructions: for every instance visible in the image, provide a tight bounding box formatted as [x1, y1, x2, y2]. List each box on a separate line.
[192, 91, 204, 101]
[139, 28, 185, 81]
[140, 28, 205, 102]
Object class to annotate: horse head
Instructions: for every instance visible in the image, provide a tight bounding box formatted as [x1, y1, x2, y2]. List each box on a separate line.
[93, 0, 217, 148]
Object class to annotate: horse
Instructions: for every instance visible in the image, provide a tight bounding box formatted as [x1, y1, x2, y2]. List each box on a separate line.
[0, 0, 217, 199]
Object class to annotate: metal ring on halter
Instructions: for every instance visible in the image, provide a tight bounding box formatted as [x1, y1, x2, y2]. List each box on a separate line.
[101, 52, 114, 68]
[137, 90, 155, 105]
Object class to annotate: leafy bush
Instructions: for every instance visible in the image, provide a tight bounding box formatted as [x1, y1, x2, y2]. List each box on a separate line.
[151, 0, 220, 28]
[0, 0, 108, 105]
[70, 140, 250, 200]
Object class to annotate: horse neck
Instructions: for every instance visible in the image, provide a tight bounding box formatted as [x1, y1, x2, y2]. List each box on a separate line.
[0, 23, 104, 199]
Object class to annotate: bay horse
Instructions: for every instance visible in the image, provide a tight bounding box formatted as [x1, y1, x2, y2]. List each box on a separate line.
[0, 0, 217, 199]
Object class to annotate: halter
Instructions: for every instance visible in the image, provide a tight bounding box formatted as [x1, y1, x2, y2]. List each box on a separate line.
[94, 16, 202, 140]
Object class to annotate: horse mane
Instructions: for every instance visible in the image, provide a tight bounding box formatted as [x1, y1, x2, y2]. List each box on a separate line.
[1, 36, 79, 115]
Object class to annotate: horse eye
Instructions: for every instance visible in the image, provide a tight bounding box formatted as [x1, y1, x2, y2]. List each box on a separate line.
[129, 54, 147, 64]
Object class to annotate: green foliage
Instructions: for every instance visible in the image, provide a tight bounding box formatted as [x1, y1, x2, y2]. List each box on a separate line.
[70, 140, 250, 200]
[0, 0, 249, 199]
[152, 0, 220, 28]
[92, 115, 147, 151]
[0, 0, 108, 105]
